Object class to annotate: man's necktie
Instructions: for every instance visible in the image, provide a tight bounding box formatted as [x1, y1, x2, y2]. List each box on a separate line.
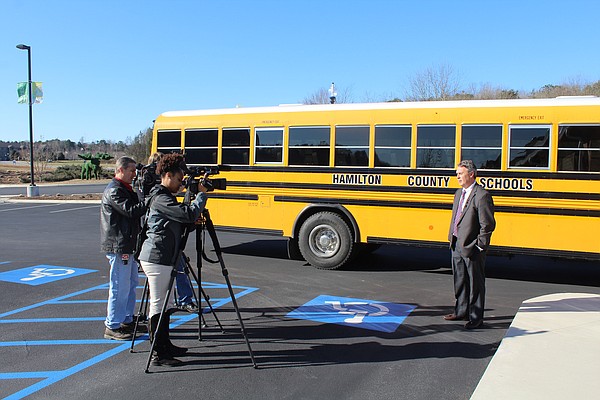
[452, 190, 466, 236]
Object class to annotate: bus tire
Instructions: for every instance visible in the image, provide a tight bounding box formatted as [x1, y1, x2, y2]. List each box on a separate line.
[298, 212, 354, 270]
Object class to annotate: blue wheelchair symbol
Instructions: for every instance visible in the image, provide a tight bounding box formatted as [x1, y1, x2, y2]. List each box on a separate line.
[287, 295, 416, 333]
[0, 265, 96, 286]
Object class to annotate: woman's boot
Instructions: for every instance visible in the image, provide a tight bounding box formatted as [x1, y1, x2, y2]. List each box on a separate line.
[149, 314, 182, 367]
[161, 314, 188, 356]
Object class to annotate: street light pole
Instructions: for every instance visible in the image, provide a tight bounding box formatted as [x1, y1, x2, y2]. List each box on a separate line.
[16, 43, 39, 197]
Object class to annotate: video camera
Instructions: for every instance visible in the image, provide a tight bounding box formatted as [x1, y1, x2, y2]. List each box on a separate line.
[183, 165, 227, 194]
[135, 162, 161, 197]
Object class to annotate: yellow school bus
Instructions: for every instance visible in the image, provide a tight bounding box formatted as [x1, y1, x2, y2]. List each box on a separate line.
[152, 97, 600, 269]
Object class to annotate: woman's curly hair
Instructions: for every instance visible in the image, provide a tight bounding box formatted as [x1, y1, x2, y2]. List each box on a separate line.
[156, 153, 184, 176]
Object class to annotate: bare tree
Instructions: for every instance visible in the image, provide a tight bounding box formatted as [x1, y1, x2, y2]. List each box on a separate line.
[32, 137, 51, 182]
[584, 80, 600, 96]
[405, 64, 461, 101]
[530, 77, 596, 98]
[360, 90, 401, 103]
[127, 127, 153, 164]
[471, 83, 519, 99]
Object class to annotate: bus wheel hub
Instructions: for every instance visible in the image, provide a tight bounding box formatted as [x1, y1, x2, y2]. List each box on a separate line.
[310, 224, 339, 258]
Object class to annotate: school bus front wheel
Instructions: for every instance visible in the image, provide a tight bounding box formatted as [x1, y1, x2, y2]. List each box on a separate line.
[298, 211, 355, 270]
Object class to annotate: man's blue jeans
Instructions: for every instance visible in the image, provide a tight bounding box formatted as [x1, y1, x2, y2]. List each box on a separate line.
[175, 255, 194, 305]
[105, 253, 139, 330]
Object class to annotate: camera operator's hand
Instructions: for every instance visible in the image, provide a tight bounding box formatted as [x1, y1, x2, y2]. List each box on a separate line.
[197, 183, 208, 194]
[197, 173, 210, 194]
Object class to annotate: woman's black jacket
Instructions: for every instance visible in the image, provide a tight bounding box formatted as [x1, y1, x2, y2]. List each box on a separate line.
[137, 185, 207, 266]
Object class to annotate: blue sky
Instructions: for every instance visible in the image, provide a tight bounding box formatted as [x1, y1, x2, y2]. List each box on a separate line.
[1, 0, 599, 143]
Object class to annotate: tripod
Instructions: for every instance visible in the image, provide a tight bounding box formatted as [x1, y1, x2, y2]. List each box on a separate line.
[142, 208, 257, 372]
[129, 253, 224, 353]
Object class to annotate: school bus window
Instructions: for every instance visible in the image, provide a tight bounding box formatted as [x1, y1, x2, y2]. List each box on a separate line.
[335, 126, 369, 167]
[557, 125, 600, 172]
[416, 125, 455, 168]
[222, 128, 250, 165]
[255, 127, 283, 164]
[184, 129, 218, 165]
[289, 126, 330, 166]
[509, 125, 550, 169]
[156, 130, 182, 154]
[461, 125, 502, 170]
[157, 130, 181, 148]
[374, 125, 411, 168]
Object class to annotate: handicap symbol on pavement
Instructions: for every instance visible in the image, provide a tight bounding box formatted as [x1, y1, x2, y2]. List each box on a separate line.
[21, 267, 76, 281]
[325, 300, 390, 324]
[286, 294, 416, 333]
[0, 265, 96, 286]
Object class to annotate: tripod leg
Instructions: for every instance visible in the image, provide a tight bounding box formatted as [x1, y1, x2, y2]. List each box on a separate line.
[144, 267, 178, 373]
[221, 268, 257, 368]
[187, 260, 225, 332]
[130, 279, 149, 352]
[200, 286, 224, 331]
[203, 210, 257, 368]
[181, 253, 205, 339]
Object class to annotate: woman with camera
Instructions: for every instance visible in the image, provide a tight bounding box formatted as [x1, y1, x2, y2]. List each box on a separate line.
[137, 153, 208, 366]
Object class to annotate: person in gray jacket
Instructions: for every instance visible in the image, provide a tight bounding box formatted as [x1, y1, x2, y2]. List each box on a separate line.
[101, 156, 147, 340]
[138, 153, 208, 366]
[444, 160, 495, 329]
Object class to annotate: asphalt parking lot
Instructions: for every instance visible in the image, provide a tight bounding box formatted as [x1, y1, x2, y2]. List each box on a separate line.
[1, 199, 599, 400]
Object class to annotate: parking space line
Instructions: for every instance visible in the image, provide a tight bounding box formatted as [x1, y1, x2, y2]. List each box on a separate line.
[0, 204, 62, 213]
[49, 205, 99, 213]
[1, 317, 105, 323]
[0, 279, 258, 399]
[0, 371, 61, 380]
[0, 339, 116, 346]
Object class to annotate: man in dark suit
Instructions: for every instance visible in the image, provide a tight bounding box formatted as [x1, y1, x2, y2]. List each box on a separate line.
[444, 160, 496, 329]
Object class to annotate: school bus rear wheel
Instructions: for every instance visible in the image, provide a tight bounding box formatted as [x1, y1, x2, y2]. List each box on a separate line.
[298, 212, 354, 270]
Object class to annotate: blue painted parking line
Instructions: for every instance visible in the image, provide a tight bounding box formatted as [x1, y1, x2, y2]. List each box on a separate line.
[286, 294, 416, 333]
[1, 317, 105, 323]
[0, 279, 258, 399]
[0, 339, 119, 347]
[2, 344, 136, 400]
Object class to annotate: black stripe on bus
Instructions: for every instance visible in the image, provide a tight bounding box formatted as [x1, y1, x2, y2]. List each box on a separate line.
[214, 225, 284, 236]
[367, 237, 600, 261]
[228, 181, 600, 201]
[272, 195, 600, 217]
[210, 193, 259, 201]
[224, 165, 599, 181]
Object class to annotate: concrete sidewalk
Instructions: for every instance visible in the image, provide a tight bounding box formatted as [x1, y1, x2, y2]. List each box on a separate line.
[471, 292, 600, 399]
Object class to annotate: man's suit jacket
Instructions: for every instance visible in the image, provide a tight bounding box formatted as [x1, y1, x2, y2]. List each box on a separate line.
[448, 183, 496, 258]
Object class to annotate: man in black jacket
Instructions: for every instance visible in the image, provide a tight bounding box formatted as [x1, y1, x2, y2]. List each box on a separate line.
[100, 156, 146, 340]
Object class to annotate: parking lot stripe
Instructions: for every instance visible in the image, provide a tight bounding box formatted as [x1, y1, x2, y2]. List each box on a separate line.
[49, 205, 100, 213]
[0, 204, 62, 213]
[0, 279, 258, 400]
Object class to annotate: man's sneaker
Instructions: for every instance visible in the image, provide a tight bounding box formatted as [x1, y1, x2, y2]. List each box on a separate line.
[177, 302, 199, 313]
[104, 327, 133, 341]
[121, 321, 148, 334]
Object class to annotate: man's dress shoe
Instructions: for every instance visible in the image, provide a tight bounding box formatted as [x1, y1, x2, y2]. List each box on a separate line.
[465, 320, 483, 329]
[443, 314, 466, 321]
